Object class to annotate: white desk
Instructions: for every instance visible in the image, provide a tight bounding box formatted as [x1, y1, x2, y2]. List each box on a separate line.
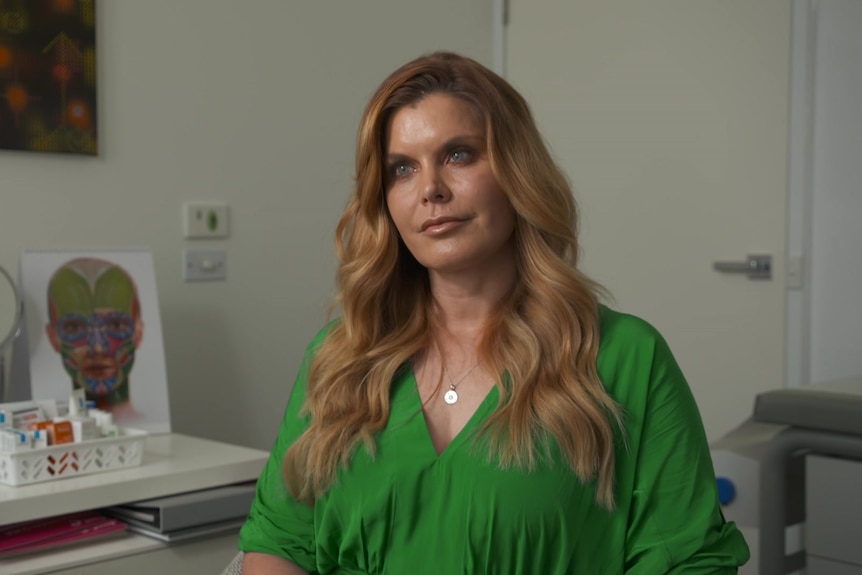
[0, 433, 269, 575]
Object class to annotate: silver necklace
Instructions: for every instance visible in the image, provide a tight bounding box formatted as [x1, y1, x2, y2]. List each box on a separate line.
[442, 360, 481, 405]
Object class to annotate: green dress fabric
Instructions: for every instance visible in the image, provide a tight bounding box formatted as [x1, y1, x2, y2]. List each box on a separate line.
[238, 306, 750, 573]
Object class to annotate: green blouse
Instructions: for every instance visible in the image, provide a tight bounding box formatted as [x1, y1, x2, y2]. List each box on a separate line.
[238, 306, 749, 573]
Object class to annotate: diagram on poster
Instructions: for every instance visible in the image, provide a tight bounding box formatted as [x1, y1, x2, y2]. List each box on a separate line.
[19, 248, 171, 433]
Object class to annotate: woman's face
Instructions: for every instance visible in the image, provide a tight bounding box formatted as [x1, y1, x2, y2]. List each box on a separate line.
[384, 93, 516, 278]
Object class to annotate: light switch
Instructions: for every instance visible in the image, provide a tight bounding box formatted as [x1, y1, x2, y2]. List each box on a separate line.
[183, 250, 226, 282]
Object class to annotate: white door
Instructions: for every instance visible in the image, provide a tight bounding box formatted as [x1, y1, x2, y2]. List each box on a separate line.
[505, 0, 791, 440]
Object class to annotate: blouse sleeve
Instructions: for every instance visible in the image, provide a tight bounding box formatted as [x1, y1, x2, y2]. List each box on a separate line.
[623, 330, 750, 574]
[237, 330, 328, 573]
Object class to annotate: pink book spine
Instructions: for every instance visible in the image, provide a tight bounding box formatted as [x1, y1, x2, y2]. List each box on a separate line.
[0, 512, 118, 552]
[9, 518, 128, 554]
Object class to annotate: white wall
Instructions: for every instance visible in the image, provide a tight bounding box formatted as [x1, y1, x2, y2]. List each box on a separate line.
[0, 1, 493, 449]
[808, 0, 862, 384]
[786, 0, 862, 389]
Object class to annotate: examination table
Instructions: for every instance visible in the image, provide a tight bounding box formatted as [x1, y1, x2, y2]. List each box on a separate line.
[711, 377, 862, 575]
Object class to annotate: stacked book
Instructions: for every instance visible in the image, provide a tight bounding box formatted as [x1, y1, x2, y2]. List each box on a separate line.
[101, 481, 257, 542]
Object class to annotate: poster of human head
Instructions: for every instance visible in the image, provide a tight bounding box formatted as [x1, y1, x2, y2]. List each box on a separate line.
[19, 247, 170, 433]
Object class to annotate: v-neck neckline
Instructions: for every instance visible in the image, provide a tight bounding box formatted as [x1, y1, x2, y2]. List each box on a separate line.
[405, 364, 499, 460]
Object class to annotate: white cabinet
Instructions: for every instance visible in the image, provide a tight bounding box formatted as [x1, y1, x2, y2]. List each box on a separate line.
[0, 434, 268, 575]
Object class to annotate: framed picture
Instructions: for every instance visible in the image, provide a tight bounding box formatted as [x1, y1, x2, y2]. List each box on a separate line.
[18, 247, 170, 433]
[0, 0, 98, 154]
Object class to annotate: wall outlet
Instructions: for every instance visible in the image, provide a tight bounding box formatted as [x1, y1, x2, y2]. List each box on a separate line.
[183, 202, 229, 238]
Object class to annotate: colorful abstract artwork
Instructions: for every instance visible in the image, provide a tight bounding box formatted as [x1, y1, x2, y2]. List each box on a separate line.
[0, 0, 97, 155]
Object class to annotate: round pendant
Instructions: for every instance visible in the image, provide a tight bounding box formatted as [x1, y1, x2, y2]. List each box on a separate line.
[444, 389, 459, 405]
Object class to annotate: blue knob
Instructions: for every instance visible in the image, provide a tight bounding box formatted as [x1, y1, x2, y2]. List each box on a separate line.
[716, 477, 736, 505]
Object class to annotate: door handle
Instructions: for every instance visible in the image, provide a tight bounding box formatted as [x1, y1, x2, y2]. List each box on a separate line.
[713, 254, 772, 280]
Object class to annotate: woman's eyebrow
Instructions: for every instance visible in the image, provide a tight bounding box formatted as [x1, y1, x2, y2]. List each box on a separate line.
[385, 152, 410, 165]
[441, 134, 483, 148]
[386, 134, 485, 162]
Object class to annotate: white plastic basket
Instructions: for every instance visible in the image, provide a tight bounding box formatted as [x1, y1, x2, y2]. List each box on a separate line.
[0, 427, 147, 486]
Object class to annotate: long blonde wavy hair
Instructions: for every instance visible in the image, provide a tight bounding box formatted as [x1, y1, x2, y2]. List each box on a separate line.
[284, 52, 623, 509]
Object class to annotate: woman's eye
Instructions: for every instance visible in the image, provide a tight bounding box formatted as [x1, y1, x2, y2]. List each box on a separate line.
[392, 163, 412, 178]
[450, 149, 473, 164]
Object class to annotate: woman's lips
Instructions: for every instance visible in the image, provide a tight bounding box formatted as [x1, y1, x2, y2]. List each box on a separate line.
[421, 217, 466, 235]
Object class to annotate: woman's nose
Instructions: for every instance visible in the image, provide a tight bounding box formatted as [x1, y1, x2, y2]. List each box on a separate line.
[420, 166, 452, 204]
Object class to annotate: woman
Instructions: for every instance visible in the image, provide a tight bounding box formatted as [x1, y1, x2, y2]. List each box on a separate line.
[239, 52, 749, 574]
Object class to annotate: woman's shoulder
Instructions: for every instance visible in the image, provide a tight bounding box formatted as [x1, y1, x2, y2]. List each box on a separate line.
[290, 319, 342, 391]
[305, 317, 342, 352]
[595, 304, 682, 398]
[596, 304, 677, 374]
[597, 303, 665, 348]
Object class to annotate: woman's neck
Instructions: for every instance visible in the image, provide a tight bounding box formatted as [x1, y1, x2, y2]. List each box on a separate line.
[428, 261, 516, 341]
